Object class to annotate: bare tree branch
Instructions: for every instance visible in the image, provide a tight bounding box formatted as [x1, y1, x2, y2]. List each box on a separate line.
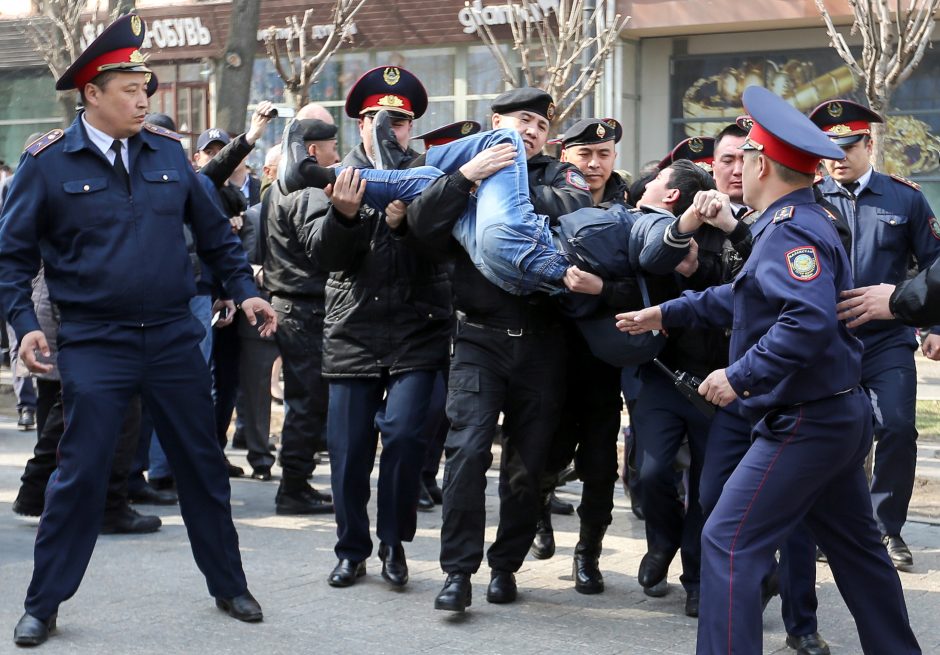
[469, 0, 629, 128]
[816, 0, 940, 170]
[264, 0, 366, 109]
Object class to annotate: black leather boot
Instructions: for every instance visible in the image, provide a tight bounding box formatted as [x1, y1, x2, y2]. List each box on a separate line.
[573, 523, 607, 594]
[529, 496, 555, 560]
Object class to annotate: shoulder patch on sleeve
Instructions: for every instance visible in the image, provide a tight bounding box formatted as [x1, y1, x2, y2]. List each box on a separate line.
[144, 123, 182, 141]
[928, 216, 940, 241]
[24, 129, 64, 156]
[566, 169, 590, 192]
[785, 246, 820, 281]
[772, 206, 794, 223]
[890, 174, 921, 191]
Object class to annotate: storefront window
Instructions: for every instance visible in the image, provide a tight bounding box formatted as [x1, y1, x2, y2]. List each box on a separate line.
[669, 47, 940, 199]
[374, 48, 455, 97]
[0, 68, 60, 166]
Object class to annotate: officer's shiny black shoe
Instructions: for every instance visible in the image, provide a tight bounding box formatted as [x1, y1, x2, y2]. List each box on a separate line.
[250, 467, 273, 482]
[13, 611, 56, 646]
[215, 590, 263, 622]
[128, 481, 178, 506]
[417, 483, 435, 512]
[785, 631, 831, 655]
[434, 573, 472, 612]
[328, 559, 366, 587]
[12, 488, 44, 517]
[638, 548, 674, 589]
[276, 477, 334, 515]
[548, 491, 574, 515]
[149, 476, 175, 491]
[100, 505, 161, 534]
[883, 534, 914, 572]
[530, 497, 555, 560]
[573, 524, 607, 594]
[643, 578, 669, 597]
[17, 408, 36, 431]
[486, 570, 517, 604]
[370, 109, 407, 170]
[424, 478, 443, 505]
[378, 542, 409, 587]
[224, 458, 245, 478]
[685, 588, 700, 617]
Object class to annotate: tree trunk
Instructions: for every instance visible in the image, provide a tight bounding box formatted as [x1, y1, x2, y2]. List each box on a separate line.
[57, 91, 77, 126]
[868, 94, 889, 173]
[214, 0, 262, 135]
[284, 82, 305, 112]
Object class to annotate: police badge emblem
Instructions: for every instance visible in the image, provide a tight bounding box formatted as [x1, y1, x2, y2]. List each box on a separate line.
[131, 15, 142, 36]
[786, 246, 820, 281]
[383, 67, 401, 86]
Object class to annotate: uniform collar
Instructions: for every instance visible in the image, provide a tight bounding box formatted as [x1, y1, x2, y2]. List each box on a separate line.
[838, 166, 873, 195]
[751, 187, 816, 240]
[63, 111, 159, 156]
[81, 113, 126, 158]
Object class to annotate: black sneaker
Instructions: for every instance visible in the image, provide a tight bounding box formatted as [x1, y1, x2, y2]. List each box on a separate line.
[370, 109, 407, 170]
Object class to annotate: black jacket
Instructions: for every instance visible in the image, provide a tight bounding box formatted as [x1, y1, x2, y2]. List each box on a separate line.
[263, 183, 330, 302]
[891, 258, 940, 326]
[407, 154, 592, 330]
[308, 144, 452, 378]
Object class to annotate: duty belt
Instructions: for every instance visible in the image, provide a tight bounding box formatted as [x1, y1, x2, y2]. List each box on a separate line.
[460, 319, 542, 338]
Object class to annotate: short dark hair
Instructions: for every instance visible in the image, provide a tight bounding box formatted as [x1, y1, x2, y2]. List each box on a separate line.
[78, 71, 119, 104]
[667, 159, 716, 215]
[714, 123, 747, 149]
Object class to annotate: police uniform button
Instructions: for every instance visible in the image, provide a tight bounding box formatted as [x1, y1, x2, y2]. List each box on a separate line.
[889, 219, 897, 225]
[83, 184, 90, 191]
[743, 391, 750, 398]
[162, 174, 168, 181]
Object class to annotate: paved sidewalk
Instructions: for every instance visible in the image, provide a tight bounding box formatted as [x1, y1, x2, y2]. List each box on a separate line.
[0, 411, 938, 655]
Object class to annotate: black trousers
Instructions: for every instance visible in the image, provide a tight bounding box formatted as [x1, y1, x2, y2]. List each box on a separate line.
[212, 321, 240, 450]
[19, 380, 140, 514]
[234, 313, 279, 471]
[272, 295, 327, 479]
[540, 323, 622, 527]
[421, 370, 448, 484]
[440, 320, 565, 574]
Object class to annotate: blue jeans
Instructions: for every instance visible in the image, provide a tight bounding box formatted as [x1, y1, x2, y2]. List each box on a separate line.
[345, 129, 568, 295]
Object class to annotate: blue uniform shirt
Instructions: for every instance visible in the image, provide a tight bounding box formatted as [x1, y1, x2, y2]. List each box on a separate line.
[817, 170, 940, 344]
[0, 114, 257, 338]
[659, 187, 864, 421]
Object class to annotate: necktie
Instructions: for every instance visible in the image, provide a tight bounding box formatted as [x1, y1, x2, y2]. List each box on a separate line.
[844, 181, 859, 197]
[111, 139, 129, 192]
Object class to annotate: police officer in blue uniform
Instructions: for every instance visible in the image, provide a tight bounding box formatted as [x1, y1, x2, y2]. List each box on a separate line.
[618, 86, 921, 655]
[0, 15, 276, 647]
[809, 100, 940, 572]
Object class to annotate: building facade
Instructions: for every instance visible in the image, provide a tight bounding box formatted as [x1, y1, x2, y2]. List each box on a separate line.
[1, 0, 938, 206]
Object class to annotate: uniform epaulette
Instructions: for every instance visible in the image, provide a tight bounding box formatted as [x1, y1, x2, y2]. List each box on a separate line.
[890, 174, 921, 191]
[772, 206, 794, 223]
[821, 207, 838, 223]
[144, 123, 182, 141]
[24, 128, 64, 157]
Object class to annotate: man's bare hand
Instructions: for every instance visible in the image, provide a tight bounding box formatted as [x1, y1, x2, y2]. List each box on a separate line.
[326, 168, 366, 220]
[616, 306, 663, 334]
[923, 334, 940, 361]
[458, 144, 517, 183]
[695, 190, 738, 233]
[698, 368, 738, 407]
[385, 200, 407, 230]
[212, 298, 237, 328]
[229, 213, 244, 234]
[246, 100, 276, 145]
[241, 297, 277, 337]
[837, 284, 895, 328]
[18, 330, 52, 375]
[674, 238, 699, 278]
[563, 266, 604, 295]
